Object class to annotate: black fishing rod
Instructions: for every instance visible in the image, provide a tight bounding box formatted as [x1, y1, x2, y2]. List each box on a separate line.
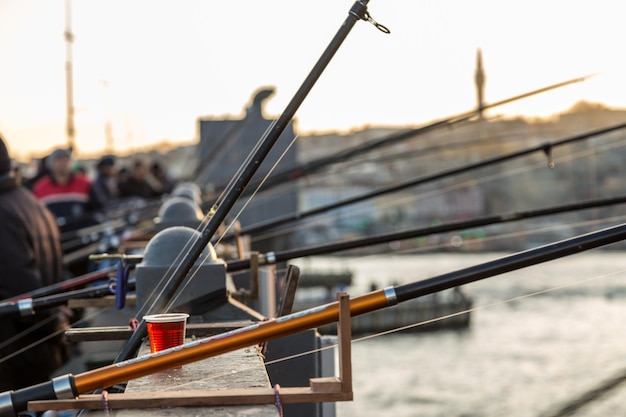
[3, 222, 626, 416]
[226, 193, 626, 272]
[193, 107, 259, 186]
[1, 266, 116, 303]
[113, 0, 389, 364]
[59, 196, 162, 244]
[233, 122, 626, 237]
[0, 280, 135, 319]
[229, 73, 594, 196]
[56, 193, 626, 277]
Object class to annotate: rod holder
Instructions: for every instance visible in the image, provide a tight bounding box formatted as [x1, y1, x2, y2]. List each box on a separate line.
[28, 293, 354, 411]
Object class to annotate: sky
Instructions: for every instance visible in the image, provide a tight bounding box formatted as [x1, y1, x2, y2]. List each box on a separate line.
[1, 0, 625, 159]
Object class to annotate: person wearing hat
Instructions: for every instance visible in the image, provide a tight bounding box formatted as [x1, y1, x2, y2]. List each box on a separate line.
[32, 147, 102, 233]
[91, 154, 119, 207]
[0, 135, 71, 390]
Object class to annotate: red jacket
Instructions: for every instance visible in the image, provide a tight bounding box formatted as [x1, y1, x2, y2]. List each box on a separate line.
[33, 173, 101, 231]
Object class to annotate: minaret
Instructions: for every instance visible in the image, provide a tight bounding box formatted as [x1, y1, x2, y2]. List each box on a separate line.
[474, 48, 486, 119]
[64, 0, 76, 151]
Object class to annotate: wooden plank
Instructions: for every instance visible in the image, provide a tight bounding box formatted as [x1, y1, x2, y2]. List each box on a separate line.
[29, 386, 353, 411]
[310, 377, 343, 393]
[36, 294, 356, 415]
[65, 321, 256, 342]
[115, 346, 278, 416]
[277, 265, 300, 316]
[337, 292, 353, 393]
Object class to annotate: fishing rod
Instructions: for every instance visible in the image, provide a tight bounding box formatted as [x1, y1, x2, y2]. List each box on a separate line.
[112, 0, 390, 364]
[228, 73, 595, 196]
[14, 172, 620, 320]
[226, 193, 626, 272]
[0, 279, 135, 319]
[232, 122, 626, 238]
[1, 266, 116, 303]
[29, 192, 625, 304]
[2, 222, 626, 416]
[59, 197, 162, 247]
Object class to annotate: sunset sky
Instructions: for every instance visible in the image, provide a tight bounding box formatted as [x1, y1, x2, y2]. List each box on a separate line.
[0, 0, 625, 159]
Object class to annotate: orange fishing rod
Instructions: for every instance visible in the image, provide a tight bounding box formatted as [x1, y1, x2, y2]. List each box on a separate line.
[2, 221, 626, 416]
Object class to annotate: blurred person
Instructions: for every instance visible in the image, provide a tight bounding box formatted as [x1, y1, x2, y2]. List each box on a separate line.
[32, 148, 102, 233]
[118, 159, 160, 199]
[21, 155, 49, 191]
[150, 160, 177, 194]
[0, 135, 70, 390]
[91, 154, 119, 207]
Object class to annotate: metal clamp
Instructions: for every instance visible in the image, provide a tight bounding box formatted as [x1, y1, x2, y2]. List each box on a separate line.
[349, 1, 390, 34]
[17, 299, 34, 316]
[52, 375, 75, 400]
[0, 391, 16, 417]
[383, 286, 398, 306]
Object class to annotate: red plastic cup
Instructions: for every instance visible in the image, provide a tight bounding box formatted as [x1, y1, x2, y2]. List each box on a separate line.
[144, 313, 189, 353]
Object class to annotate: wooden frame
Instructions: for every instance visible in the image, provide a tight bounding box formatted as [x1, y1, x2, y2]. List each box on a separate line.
[29, 293, 354, 412]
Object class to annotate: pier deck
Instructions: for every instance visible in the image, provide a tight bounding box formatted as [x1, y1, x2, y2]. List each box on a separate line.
[86, 342, 279, 416]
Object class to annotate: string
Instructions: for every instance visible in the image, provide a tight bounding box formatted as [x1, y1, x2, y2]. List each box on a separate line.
[101, 390, 110, 416]
[274, 384, 284, 417]
[166, 132, 301, 310]
[145, 266, 626, 393]
[65, 126, 626, 329]
[0, 313, 57, 352]
[136, 119, 279, 317]
[2, 207, 620, 369]
[3, 206, 623, 371]
[0, 307, 106, 366]
[244, 134, 626, 246]
[3, 126, 625, 370]
[216, 130, 299, 248]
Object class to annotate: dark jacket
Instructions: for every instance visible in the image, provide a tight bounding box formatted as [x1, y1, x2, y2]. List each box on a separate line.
[91, 174, 119, 208]
[118, 177, 160, 199]
[0, 175, 69, 390]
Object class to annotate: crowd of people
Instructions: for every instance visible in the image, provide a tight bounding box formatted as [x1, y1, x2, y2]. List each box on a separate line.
[22, 146, 178, 233]
[0, 134, 179, 390]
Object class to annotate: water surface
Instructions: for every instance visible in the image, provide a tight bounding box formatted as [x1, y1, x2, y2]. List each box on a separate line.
[292, 252, 626, 417]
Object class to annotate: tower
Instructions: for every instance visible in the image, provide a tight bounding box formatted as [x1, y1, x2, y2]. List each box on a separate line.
[474, 48, 486, 119]
[65, 0, 76, 151]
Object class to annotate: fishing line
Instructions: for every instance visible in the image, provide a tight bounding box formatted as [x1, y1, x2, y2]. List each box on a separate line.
[8, 135, 623, 366]
[163, 125, 306, 312]
[214, 133, 301, 249]
[137, 119, 281, 318]
[152, 265, 626, 394]
[0, 307, 107, 366]
[5, 126, 623, 377]
[224, 123, 626, 251]
[270, 130, 626, 242]
[279, 214, 626, 296]
[245, 168, 590, 248]
[307, 117, 526, 180]
[211, 119, 279, 209]
[389, 215, 626, 256]
[247, 134, 626, 245]
[277, 215, 626, 306]
[0, 314, 57, 353]
[165, 132, 302, 311]
[240, 71, 598, 198]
